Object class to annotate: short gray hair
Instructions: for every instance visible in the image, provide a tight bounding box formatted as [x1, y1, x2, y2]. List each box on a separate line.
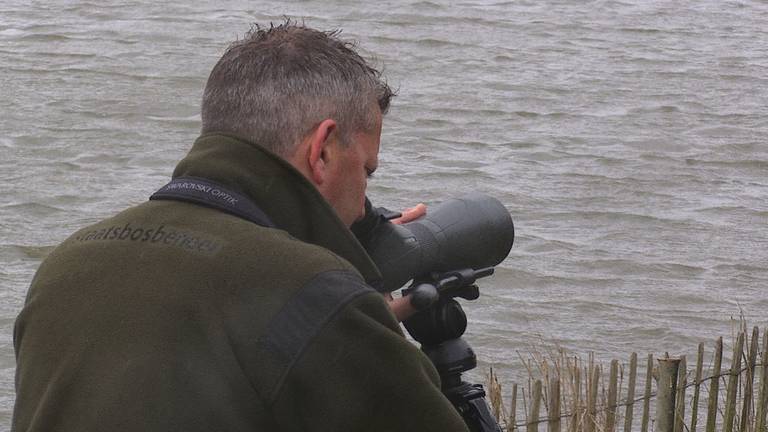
[201, 22, 394, 157]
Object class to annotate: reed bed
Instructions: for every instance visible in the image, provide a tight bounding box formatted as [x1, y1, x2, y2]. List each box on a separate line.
[487, 323, 768, 432]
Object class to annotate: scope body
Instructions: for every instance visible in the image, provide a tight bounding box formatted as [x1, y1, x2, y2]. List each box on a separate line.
[364, 194, 514, 292]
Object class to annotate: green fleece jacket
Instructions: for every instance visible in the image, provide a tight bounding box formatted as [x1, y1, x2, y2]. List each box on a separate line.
[13, 134, 469, 432]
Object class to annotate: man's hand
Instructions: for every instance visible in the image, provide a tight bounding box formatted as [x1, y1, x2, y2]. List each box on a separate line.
[384, 292, 419, 322]
[390, 203, 426, 225]
[385, 203, 427, 321]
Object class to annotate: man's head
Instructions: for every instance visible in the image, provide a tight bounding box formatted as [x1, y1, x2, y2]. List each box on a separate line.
[201, 22, 394, 226]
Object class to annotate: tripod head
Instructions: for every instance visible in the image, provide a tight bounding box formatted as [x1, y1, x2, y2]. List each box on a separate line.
[403, 268, 490, 345]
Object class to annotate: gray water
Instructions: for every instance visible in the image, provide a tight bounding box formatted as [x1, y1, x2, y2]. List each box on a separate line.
[2, 0, 767, 427]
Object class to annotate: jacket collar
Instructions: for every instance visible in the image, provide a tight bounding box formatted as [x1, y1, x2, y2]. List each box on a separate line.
[171, 133, 383, 289]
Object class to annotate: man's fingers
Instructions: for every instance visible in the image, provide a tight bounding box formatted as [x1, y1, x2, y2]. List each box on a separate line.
[391, 203, 426, 225]
[385, 294, 419, 322]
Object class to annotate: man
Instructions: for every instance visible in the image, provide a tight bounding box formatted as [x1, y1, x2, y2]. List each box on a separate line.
[13, 22, 469, 431]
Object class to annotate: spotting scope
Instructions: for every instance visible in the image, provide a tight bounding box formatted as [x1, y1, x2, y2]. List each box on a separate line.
[354, 193, 514, 432]
[359, 194, 515, 293]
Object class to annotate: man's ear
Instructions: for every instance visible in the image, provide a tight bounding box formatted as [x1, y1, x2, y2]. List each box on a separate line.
[307, 119, 338, 186]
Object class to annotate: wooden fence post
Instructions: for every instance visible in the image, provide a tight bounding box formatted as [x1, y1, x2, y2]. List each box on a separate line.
[674, 356, 687, 432]
[740, 327, 759, 432]
[642, 354, 654, 432]
[549, 375, 561, 432]
[585, 366, 599, 432]
[529, 380, 542, 432]
[607, 360, 619, 432]
[571, 362, 581, 432]
[656, 356, 681, 432]
[624, 353, 638, 432]
[706, 337, 723, 432]
[690, 343, 704, 432]
[723, 332, 745, 432]
[510, 383, 518, 432]
[756, 329, 768, 432]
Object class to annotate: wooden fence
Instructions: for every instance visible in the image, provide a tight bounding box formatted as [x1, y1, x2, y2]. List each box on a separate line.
[487, 326, 768, 432]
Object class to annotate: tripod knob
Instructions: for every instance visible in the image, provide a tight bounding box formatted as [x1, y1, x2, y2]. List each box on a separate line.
[406, 282, 440, 311]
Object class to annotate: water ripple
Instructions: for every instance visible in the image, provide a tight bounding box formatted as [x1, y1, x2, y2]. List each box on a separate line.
[2, 2, 768, 427]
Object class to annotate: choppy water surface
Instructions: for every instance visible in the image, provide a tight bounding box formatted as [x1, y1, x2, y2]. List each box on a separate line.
[1, 0, 767, 425]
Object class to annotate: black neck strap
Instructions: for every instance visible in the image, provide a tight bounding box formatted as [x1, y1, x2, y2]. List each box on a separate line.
[150, 176, 275, 228]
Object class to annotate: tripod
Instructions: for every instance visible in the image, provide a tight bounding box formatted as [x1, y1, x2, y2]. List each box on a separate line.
[403, 269, 503, 432]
